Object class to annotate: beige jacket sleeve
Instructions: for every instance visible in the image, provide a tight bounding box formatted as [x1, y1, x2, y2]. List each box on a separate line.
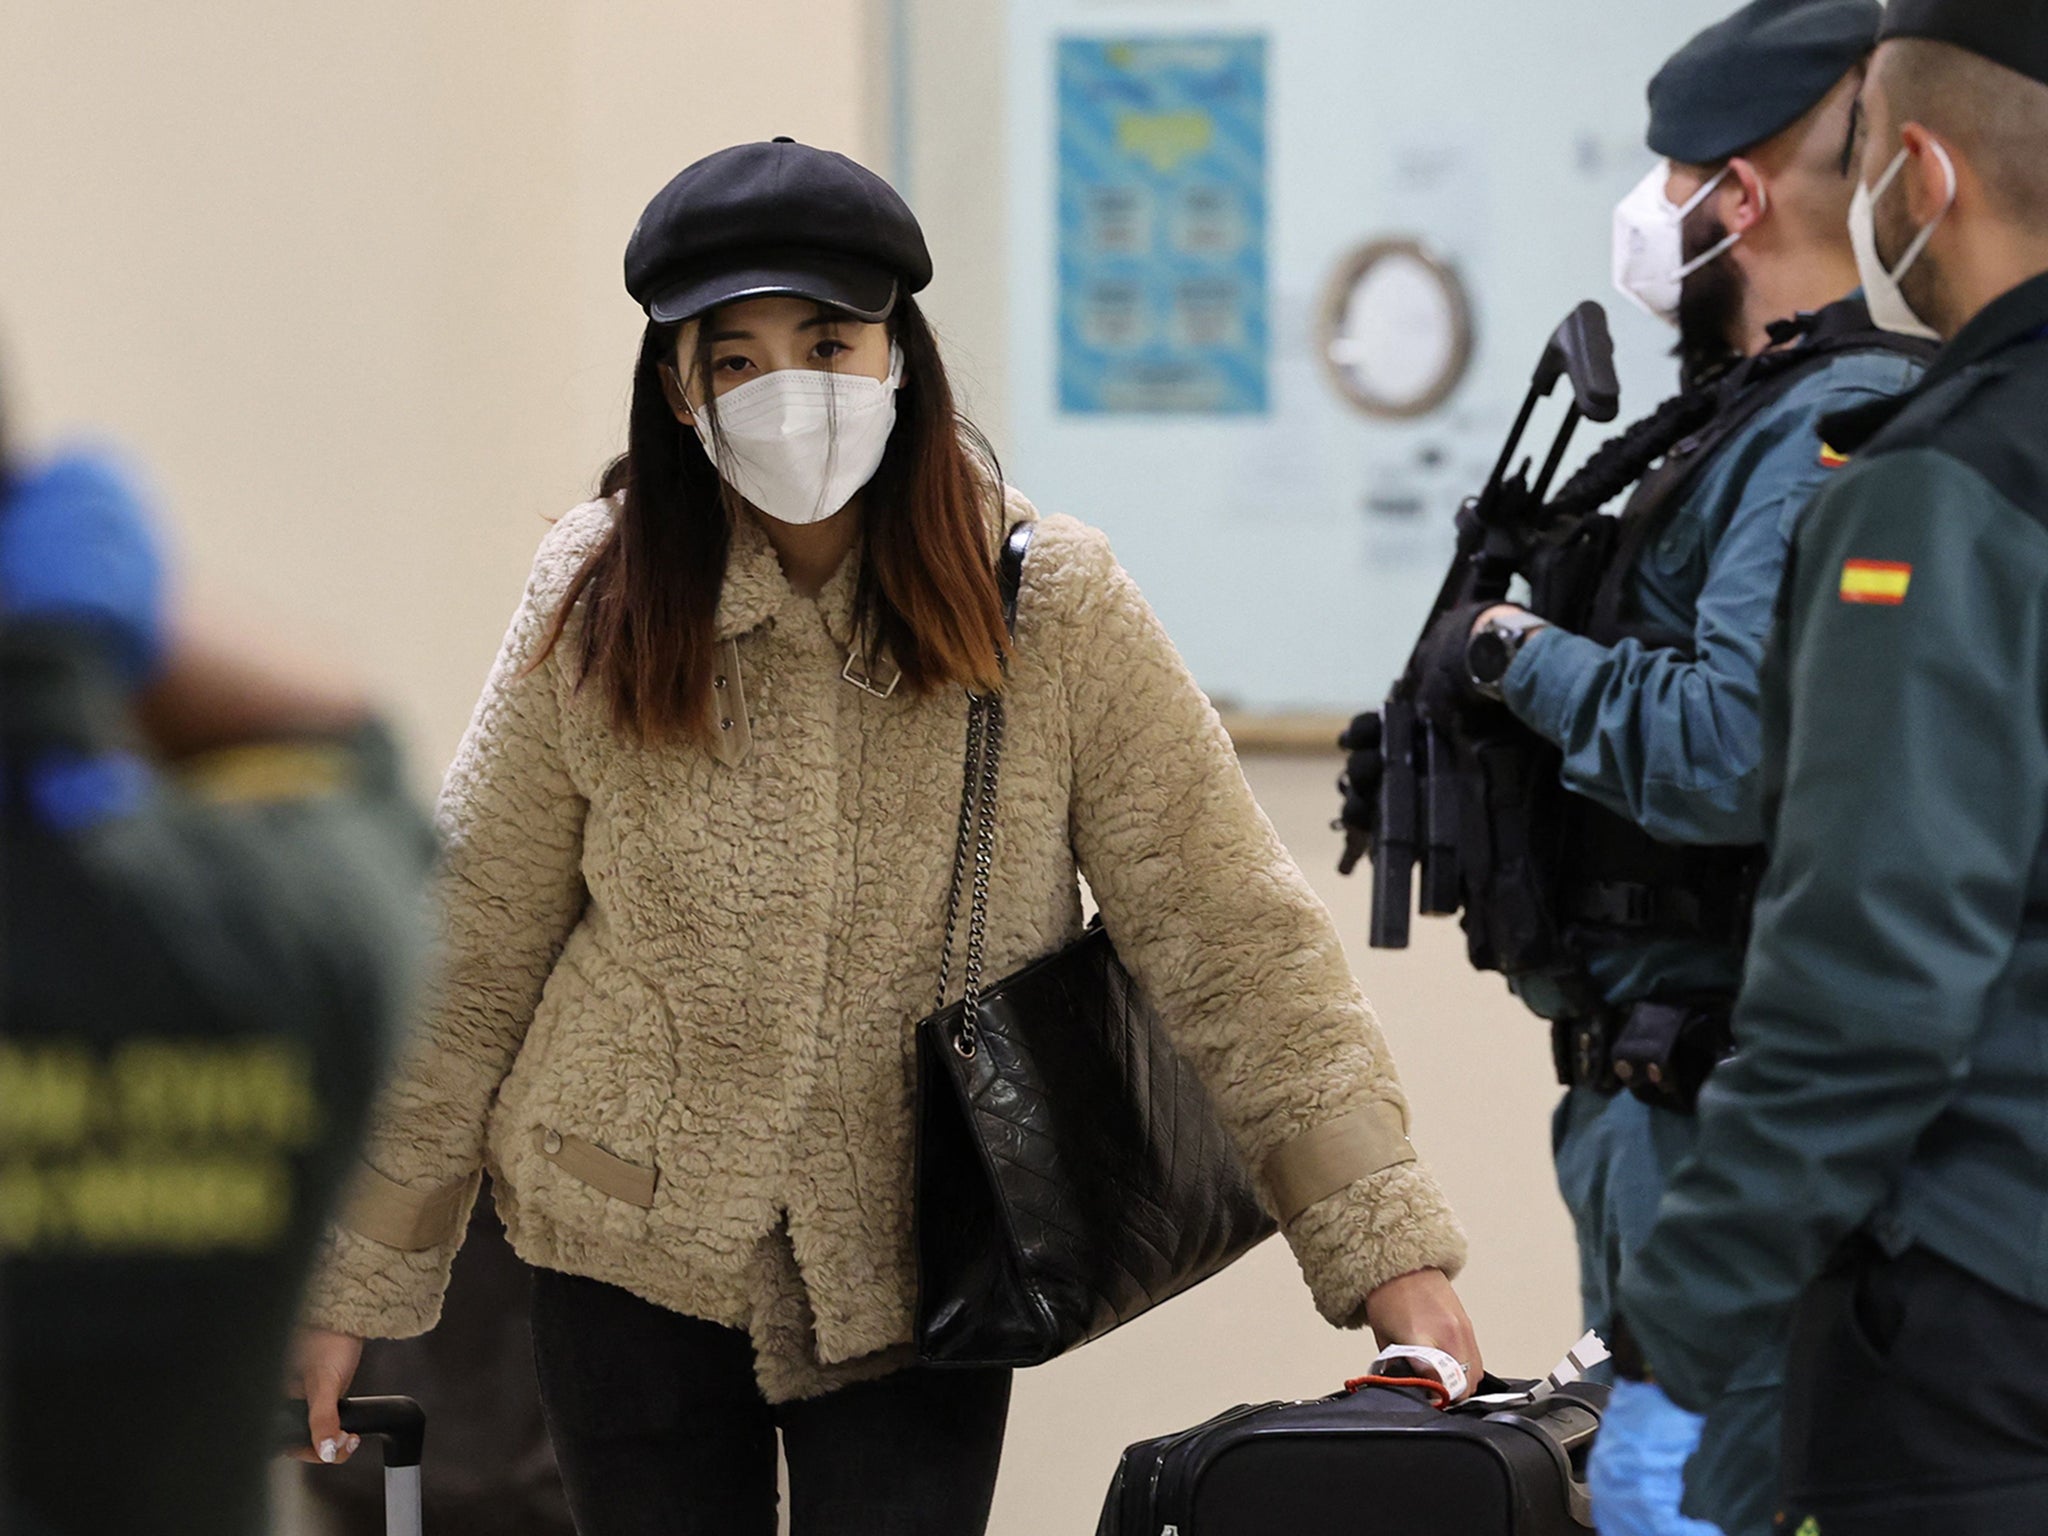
[1053, 519, 1467, 1328]
[302, 508, 599, 1337]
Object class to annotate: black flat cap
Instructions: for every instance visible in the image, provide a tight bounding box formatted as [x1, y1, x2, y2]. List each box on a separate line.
[1881, 0, 2048, 90]
[624, 139, 932, 325]
[1649, 0, 1883, 162]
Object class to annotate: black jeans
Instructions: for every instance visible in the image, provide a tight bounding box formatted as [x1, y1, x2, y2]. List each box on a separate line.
[530, 1268, 1012, 1535]
[1780, 1238, 2048, 1534]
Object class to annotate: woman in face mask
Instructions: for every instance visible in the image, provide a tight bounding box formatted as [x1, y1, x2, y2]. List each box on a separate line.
[290, 139, 1478, 1535]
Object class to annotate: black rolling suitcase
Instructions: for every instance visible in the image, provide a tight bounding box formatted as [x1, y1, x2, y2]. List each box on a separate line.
[1097, 1375, 1605, 1536]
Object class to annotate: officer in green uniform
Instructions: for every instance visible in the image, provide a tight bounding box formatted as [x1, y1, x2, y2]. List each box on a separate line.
[1604, 2, 2048, 1530]
[1342, 6, 1926, 1531]
[0, 420, 435, 1535]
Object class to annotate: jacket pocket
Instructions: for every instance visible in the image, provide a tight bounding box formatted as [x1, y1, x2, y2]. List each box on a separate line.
[1650, 509, 1709, 580]
[1847, 1246, 1918, 1366]
[532, 1125, 658, 1209]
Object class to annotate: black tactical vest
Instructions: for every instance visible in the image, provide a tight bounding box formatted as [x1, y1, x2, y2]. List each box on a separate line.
[1541, 299, 1934, 970]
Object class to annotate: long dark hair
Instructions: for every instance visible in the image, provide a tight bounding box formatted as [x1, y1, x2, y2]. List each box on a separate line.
[533, 295, 1009, 746]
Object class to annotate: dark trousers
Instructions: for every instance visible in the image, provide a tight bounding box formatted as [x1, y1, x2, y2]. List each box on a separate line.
[530, 1268, 1013, 1536]
[1780, 1239, 2048, 1534]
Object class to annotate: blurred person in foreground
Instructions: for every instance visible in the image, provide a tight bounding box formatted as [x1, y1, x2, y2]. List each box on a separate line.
[0, 388, 434, 1534]
[291, 138, 1478, 1536]
[1342, 4, 1925, 1532]
[1598, 3, 2048, 1531]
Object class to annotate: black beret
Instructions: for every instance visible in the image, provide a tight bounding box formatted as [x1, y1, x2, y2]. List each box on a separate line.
[624, 139, 933, 325]
[1649, 0, 1884, 163]
[1881, 0, 2048, 91]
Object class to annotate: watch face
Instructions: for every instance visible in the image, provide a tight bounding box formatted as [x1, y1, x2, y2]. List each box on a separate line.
[1469, 630, 1513, 686]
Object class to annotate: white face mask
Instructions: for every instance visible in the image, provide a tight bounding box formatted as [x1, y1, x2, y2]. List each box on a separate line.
[693, 343, 905, 525]
[1850, 141, 1958, 342]
[1612, 161, 1759, 325]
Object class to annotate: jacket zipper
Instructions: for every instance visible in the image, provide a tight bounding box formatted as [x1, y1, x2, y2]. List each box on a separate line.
[1148, 1400, 1280, 1529]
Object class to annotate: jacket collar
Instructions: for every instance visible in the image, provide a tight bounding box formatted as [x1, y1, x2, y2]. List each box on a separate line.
[711, 509, 869, 652]
[713, 510, 796, 642]
[1824, 270, 2048, 454]
[814, 548, 863, 653]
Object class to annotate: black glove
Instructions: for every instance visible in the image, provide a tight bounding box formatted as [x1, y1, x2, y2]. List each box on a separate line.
[1414, 601, 1495, 724]
[1334, 710, 1383, 877]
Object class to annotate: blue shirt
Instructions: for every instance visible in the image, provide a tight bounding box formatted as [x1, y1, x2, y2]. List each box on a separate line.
[1501, 344, 1925, 1014]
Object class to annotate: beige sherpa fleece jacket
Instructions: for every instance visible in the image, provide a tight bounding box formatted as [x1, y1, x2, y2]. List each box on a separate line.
[304, 485, 1467, 1402]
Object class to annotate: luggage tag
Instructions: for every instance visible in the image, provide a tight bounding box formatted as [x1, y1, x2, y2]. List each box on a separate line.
[1344, 1331, 1609, 1411]
[1357, 1344, 1470, 1405]
[1464, 1330, 1610, 1408]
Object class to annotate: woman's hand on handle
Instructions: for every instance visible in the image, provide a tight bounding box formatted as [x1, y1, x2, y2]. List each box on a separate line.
[1363, 1268, 1483, 1399]
[290, 1328, 366, 1464]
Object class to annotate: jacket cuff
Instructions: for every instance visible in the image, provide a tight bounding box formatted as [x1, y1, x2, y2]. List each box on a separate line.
[338, 1162, 474, 1250]
[299, 1168, 480, 1339]
[1613, 1278, 1733, 1415]
[1263, 1101, 1417, 1223]
[1501, 625, 1601, 750]
[1282, 1159, 1469, 1330]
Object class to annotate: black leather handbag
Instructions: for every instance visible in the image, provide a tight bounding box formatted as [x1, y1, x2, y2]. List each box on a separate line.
[911, 523, 1276, 1369]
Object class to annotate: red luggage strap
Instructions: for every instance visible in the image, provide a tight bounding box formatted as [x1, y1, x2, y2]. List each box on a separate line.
[1341, 1374, 1453, 1409]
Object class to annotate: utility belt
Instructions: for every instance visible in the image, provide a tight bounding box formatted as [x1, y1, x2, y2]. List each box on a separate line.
[1557, 793, 1764, 946]
[1551, 995, 1736, 1114]
[1560, 876, 1754, 941]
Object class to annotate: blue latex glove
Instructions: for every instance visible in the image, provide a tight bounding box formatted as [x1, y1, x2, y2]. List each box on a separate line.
[26, 750, 152, 833]
[1588, 1379, 1726, 1535]
[0, 446, 166, 684]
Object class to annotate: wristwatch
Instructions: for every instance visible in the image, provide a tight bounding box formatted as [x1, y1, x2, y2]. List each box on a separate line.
[1466, 610, 1550, 700]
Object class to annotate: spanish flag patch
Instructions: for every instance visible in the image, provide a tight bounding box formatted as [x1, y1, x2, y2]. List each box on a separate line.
[1819, 443, 1849, 469]
[1841, 559, 1913, 605]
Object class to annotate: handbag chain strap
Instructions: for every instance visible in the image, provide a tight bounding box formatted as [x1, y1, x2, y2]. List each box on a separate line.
[933, 519, 1029, 1057]
[935, 689, 1006, 1056]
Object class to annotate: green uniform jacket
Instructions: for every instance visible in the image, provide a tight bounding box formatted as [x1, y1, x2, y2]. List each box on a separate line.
[1619, 272, 2048, 1414]
[1, 628, 436, 1536]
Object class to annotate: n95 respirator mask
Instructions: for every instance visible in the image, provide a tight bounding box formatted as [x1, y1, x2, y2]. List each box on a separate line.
[694, 344, 905, 526]
[1612, 162, 1756, 325]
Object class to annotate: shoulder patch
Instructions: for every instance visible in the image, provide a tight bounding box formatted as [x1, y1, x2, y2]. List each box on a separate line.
[1840, 559, 1913, 606]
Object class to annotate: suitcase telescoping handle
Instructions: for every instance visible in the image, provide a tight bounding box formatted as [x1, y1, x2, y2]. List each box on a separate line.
[280, 1395, 426, 1536]
[343, 1396, 425, 1536]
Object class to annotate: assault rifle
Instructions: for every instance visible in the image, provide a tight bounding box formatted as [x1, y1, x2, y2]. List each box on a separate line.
[1370, 302, 1621, 952]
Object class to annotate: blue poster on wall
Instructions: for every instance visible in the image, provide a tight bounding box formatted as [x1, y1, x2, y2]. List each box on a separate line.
[1057, 35, 1269, 415]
